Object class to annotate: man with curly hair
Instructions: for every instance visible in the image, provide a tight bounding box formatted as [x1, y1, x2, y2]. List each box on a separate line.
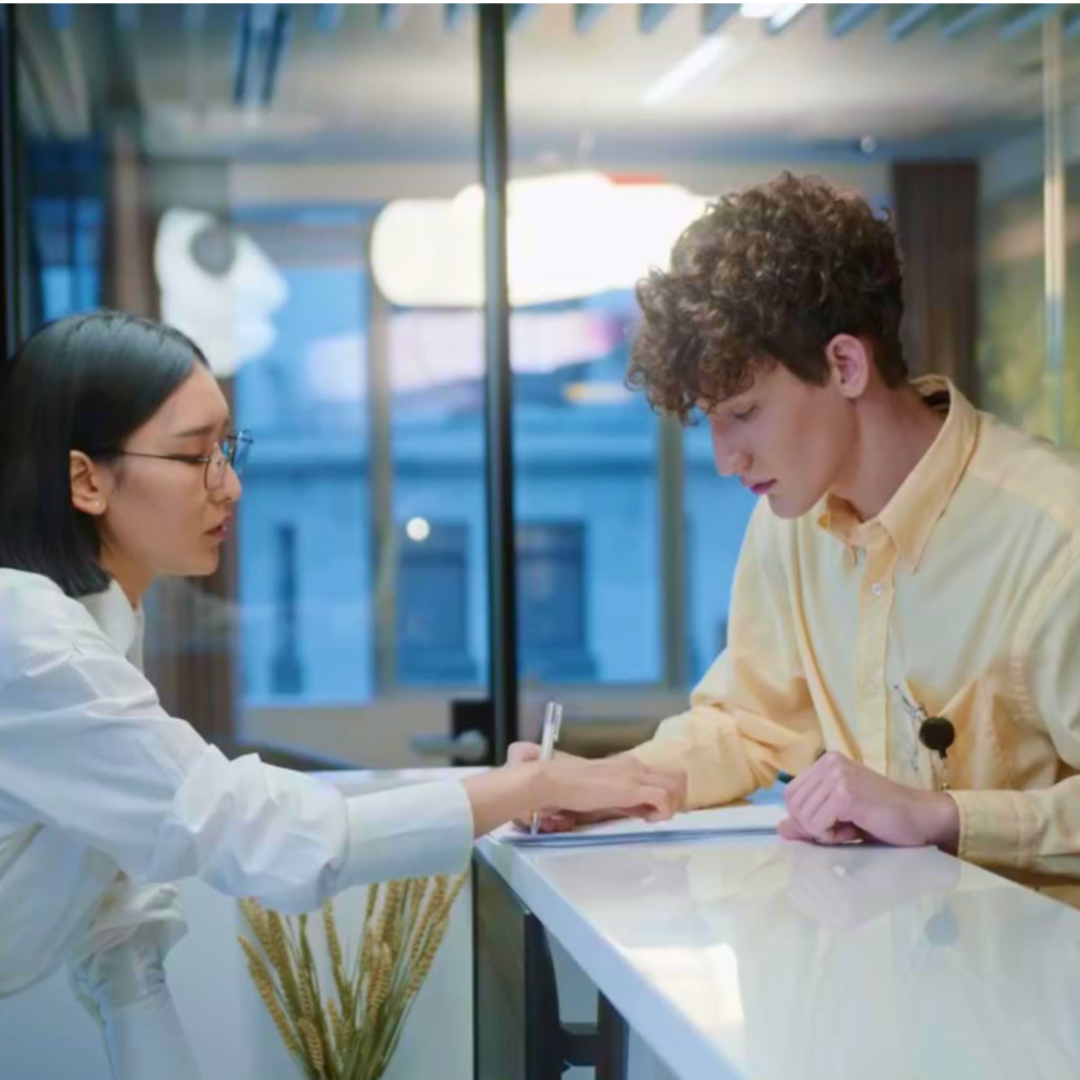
[516, 172, 1080, 895]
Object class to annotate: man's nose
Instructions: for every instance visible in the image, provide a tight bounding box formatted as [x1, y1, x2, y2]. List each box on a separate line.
[714, 442, 750, 478]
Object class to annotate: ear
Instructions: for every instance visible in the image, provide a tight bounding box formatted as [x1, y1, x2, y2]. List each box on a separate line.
[70, 451, 111, 517]
[824, 334, 873, 401]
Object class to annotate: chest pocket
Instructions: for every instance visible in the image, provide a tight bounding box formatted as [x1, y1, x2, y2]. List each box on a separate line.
[904, 677, 1014, 791]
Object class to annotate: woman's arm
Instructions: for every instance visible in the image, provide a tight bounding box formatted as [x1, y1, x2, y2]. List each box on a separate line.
[0, 641, 684, 912]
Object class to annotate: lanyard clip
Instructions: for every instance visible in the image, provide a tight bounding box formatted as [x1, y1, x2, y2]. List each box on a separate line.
[893, 685, 956, 790]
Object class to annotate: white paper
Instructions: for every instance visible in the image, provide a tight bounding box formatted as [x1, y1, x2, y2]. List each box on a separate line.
[492, 802, 785, 847]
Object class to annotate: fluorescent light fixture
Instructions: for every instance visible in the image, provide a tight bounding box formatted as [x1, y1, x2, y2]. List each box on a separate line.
[739, 3, 786, 16]
[563, 381, 634, 406]
[371, 171, 710, 307]
[765, 3, 806, 31]
[641, 36, 735, 107]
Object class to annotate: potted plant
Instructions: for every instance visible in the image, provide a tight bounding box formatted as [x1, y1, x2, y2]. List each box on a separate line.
[238, 872, 466, 1080]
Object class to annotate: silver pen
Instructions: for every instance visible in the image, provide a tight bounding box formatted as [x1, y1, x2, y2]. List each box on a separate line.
[530, 701, 564, 835]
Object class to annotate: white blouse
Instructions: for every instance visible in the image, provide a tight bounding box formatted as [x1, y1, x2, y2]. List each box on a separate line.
[0, 568, 475, 1071]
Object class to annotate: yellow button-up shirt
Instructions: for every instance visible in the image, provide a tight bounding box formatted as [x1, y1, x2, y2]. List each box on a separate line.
[635, 377, 1080, 893]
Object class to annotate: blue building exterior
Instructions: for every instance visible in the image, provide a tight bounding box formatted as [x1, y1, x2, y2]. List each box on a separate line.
[234, 249, 756, 706]
[27, 184, 757, 708]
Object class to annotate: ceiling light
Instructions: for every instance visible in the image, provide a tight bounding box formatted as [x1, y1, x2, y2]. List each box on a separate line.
[564, 382, 634, 405]
[371, 171, 710, 307]
[764, 3, 806, 30]
[641, 36, 736, 108]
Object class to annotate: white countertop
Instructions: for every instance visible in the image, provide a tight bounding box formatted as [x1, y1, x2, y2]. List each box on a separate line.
[477, 789, 1080, 1080]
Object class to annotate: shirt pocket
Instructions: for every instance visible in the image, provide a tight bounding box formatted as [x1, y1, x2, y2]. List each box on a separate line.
[906, 677, 1014, 792]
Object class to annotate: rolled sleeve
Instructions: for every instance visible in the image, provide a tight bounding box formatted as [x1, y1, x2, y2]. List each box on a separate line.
[338, 779, 475, 891]
[632, 712, 759, 809]
[630, 504, 821, 809]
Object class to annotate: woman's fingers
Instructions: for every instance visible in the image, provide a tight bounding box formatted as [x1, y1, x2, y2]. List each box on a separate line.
[608, 760, 685, 820]
[648, 765, 688, 812]
[511, 808, 576, 832]
[543, 811, 578, 832]
[629, 781, 680, 821]
[506, 741, 542, 766]
[524, 754, 687, 828]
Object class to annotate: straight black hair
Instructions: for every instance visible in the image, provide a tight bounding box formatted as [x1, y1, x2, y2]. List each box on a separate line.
[0, 310, 210, 597]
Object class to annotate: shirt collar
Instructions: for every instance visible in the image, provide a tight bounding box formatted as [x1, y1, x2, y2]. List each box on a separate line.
[816, 376, 979, 571]
[78, 578, 142, 660]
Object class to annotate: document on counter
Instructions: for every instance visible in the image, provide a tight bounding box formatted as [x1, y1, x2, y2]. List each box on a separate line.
[491, 802, 785, 847]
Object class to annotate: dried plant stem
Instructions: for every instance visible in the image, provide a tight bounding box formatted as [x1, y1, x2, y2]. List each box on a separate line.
[240, 870, 466, 1080]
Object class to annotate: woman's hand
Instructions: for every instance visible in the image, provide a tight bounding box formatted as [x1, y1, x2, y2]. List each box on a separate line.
[509, 740, 686, 833]
[463, 743, 687, 838]
[506, 741, 587, 832]
[537, 752, 687, 825]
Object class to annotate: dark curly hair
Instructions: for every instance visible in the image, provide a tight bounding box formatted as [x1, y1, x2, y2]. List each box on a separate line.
[628, 172, 907, 423]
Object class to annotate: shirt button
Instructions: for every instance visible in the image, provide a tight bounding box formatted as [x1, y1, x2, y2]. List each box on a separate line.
[870, 582, 884, 597]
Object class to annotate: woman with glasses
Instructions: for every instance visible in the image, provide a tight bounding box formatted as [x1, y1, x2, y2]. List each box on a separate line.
[0, 311, 685, 1079]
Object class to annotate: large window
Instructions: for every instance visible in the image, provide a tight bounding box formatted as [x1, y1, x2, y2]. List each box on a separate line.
[12, 6, 1080, 1075]
[22, 142, 104, 324]
[397, 520, 476, 684]
[11, 4, 490, 766]
[517, 522, 594, 682]
[270, 523, 303, 696]
[10, 2, 1075, 764]
[232, 209, 378, 707]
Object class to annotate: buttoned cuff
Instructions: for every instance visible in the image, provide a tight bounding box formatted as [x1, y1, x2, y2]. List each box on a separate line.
[339, 779, 475, 892]
[947, 788, 1036, 869]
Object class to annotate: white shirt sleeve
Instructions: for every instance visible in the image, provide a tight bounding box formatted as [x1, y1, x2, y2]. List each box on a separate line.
[67, 876, 203, 1079]
[0, 638, 476, 914]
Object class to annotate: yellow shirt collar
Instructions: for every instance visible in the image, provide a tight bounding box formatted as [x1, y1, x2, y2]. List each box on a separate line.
[817, 376, 979, 571]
